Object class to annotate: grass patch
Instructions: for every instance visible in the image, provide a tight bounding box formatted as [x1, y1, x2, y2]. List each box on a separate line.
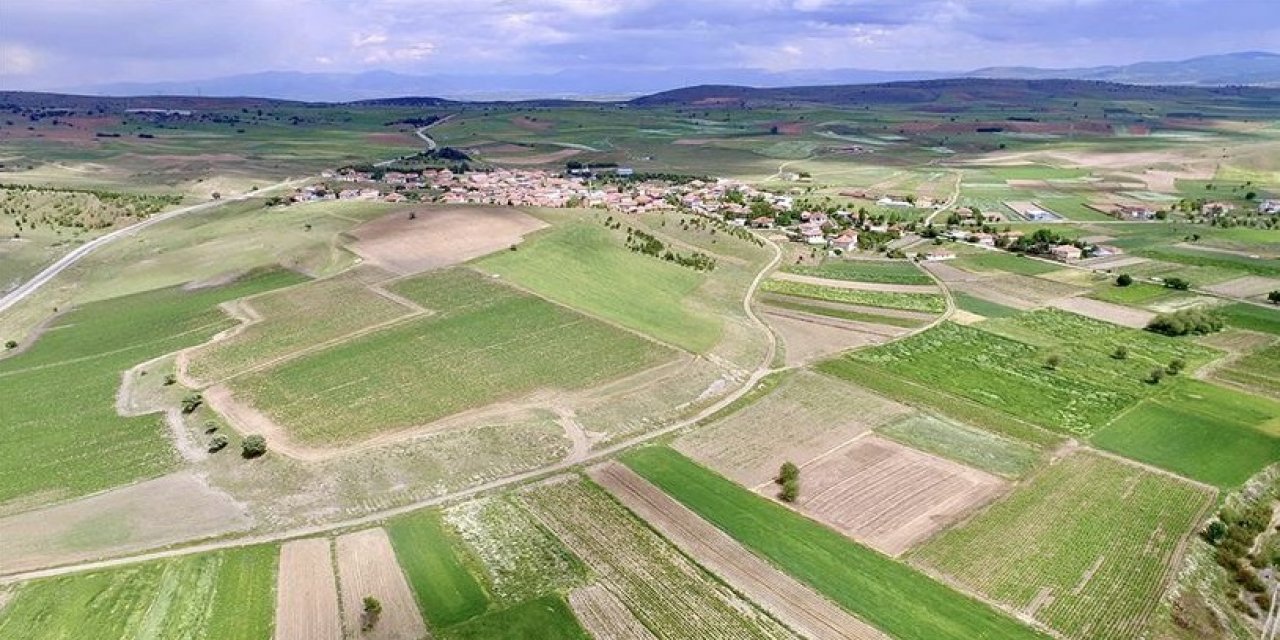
[1089, 281, 1186, 306]
[782, 259, 933, 285]
[0, 269, 305, 506]
[1093, 379, 1280, 489]
[1219, 302, 1280, 335]
[760, 279, 945, 313]
[913, 452, 1213, 640]
[878, 414, 1041, 477]
[0, 545, 278, 640]
[761, 294, 927, 327]
[387, 509, 492, 629]
[954, 251, 1060, 276]
[952, 291, 1021, 318]
[479, 221, 722, 352]
[622, 447, 1048, 640]
[232, 268, 672, 444]
[1215, 342, 1280, 398]
[440, 596, 589, 640]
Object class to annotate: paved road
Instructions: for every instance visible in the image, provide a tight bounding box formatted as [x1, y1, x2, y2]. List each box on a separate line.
[0, 180, 300, 316]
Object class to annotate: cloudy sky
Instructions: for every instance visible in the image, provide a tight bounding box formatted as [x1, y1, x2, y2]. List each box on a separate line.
[1, 0, 1277, 90]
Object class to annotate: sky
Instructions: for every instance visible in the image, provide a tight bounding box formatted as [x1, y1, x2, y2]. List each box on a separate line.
[1, 0, 1278, 91]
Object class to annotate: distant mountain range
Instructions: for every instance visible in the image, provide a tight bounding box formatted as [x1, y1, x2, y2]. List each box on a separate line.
[66, 52, 1279, 102]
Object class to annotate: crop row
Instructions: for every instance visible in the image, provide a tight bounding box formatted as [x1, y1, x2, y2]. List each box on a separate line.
[759, 279, 945, 313]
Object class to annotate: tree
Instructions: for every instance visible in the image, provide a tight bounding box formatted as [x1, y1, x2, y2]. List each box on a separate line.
[1163, 277, 1191, 291]
[779, 477, 799, 503]
[1167, 358, 1186, 375]
[1204, 520, 1228, 545]
[361, 596, 383, 631]
[777, 461, 799, 485]
[1269, 290, 1280, 305]
[1045, 354, 1062, 370]
[1115, 273, 1133, 287]
[211, 191, 222, 200]
[4, 340, 15, 350]
[180, 393, 203, 414]
[1147, 309, 1224, 336]
[242, 435, 268, 458]
[1113, 345, 1129, 360]
[208, 434, 229, 453]
[1148, 367, 1165, 384]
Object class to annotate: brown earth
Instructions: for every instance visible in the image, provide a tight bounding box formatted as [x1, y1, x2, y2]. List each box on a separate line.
[275, 538, 343, 640]
[952, 273, 1083, 310]
[762, 308, 907, 366]
[0, 472, 251, 574]
[335, 528, 426, 640]
[511, 115, 554, 131]
[568, 583, 658, 640]
[591, 462, 889, 640]
[1077, 255, 1149, 271]
[1049, 296, 1156, 329]
[796, 435, 1008, 556]
[346, 206, 548, 275]
[1203, 276, 1280, 299]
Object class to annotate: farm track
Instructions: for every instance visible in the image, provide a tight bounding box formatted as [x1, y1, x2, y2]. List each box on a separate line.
[591, 462, 889, 640]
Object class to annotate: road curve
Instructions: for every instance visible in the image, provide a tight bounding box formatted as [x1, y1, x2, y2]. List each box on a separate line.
[0, 180, 299, 316]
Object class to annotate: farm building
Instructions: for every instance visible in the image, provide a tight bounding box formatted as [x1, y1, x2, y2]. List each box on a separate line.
[1201, 201, 1235, 216]
[831, 231, 859, 252]
[1049, 245, 1083, 262]
[1112, 204, 1155, 220]
[1259, 199, 1280, 214]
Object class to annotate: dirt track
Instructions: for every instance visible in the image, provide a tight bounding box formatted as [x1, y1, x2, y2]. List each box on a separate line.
[590, 462, 889, 640]
[275, 538, 343, 640]
[335, 529, 426, 640]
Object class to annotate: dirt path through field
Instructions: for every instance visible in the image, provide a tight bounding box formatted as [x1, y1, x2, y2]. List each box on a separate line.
[334, 529, 426, 640]
[116, 355, 207, 462]
[568, 583, 657, 640]
[591, 462, 889, 640]
[771, 272, 939, 293]
[275, 538, 343, 640]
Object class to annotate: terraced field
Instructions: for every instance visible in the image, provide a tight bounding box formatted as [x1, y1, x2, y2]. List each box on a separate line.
[185, 269, 414, 384]
[0, 545, 277, 639]
[623, 447, 1049, 640]
[0, 269, 306, 506]
[760, 279, 946, 313]
[913, 451, 1213, 640]
[227, 268, 673, 444]
[520, 477, 795, 639]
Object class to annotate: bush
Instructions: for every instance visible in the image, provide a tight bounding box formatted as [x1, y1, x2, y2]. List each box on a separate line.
[362, 596, 383, 631]
[1204, 520, 1228, 545]
[1112, 345, 1129, 360]
[180, 393, 203, 414]
[4, 340, 16, 350]
[777, 461, 799, 485]
[1167, 358, 1186, 375]
[779, 477, 799, 503]
[1116, 274, 1133, 287]
[1148, 368, 1165, 384]
[1146, 309, 1224, 336]
[1045, 354, 1061, 370]
[208, 434, 229, 453]
[241, 435, 267, 458]
[1163, 277, 1191, 290]
[163, 373, 177, 386]
[1269, 290, 1280, 305]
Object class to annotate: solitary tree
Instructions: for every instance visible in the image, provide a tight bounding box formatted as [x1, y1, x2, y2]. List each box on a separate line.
[1116, 273, 1133, 287]
[4, 340, 16, 350]
[1112, 345, 1129, 360]
[361, 596, 383, 631]
[1045, 354, 1062, 370]
[1148, 367, 1166, 384]
[242, 435, 268, 459]
[1269, 290, 1280, 305]
[777, 461, 800, 485]
[779, 477, 799, 503]
[1167, 358, 1186, 375]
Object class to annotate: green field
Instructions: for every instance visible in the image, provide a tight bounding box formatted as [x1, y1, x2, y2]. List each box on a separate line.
[479, 221, 724, 352]
[231, 268, 672, 444]
[440, 596, 589, 640]
[760, 278, 946, 313]
[387, 509, 493, 629]
[913, 452, 1212, 639]
[782, 259, 933, 284]
[0, 269, 305, 506]
[1088, 281, 1188, 306]
[878, 414, 1041, 477]
[622, 447, 1049, 640]
[0, 545, 277, 639]
[185, 270, 412, 383]
[952, 291, 1021, 318]
[825, 311, 1218, 436]
[1219, 302, 1280, 335]
[1214, 342, 1280, 398]
[760, 294, 928, 327]
[1093, 379, 1280, 488]
[954, 251, 1061, 276]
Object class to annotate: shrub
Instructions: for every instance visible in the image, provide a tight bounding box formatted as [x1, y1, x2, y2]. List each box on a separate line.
[1167, 358, 1186, 375]
[1163, 277, 1191, 290]
[1112, 345, 1129, 360]
[1148, 368, 1165, 384]
[241, 435, 267, 458]
[1269, 290, 1280, 305]
[4, 340, 16, 350]
[208, 434, 229, 453]
[1045, 354, 1062, 370]
[180, 393, 203, 414]
[1146, 309, 1224, 337]
[1204, 520, 1228, 545]
[777, 461, 800, 485]
[1116, 274, 1133, 287]
[163, 373, 177, 386]
[779, 477, 799, 503]
[361, 596, 383, 631]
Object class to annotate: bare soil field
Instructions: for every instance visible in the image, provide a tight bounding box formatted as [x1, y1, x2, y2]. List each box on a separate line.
[949, 309, 988, 325]
[772, 272, 939, 294]
[0, 472, 251, 574]
[275, 538, 343, 640]
[569, 583, 658, 640]
[1036, 268, 1101, 287]
[1048, 296, 1155, 329]
[486, 148, 582, 166]
[919, 260, 983, 283]
[676, 370, 913, 488]
[591, 462, 888, 640]
[1203, 275, 1280, 299]
[346, 206, 547, 274]
[797, 436, 1008, 556]
[763, 309, 905, 366]
[335, 528, 426, 640]
[952, 274, 1083, 310]
[511, 115, 554, 131]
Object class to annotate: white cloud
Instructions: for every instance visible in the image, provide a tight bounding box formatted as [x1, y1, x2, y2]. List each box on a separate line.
[0, 43, 39, 75]
[351, 32, 390, 48]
